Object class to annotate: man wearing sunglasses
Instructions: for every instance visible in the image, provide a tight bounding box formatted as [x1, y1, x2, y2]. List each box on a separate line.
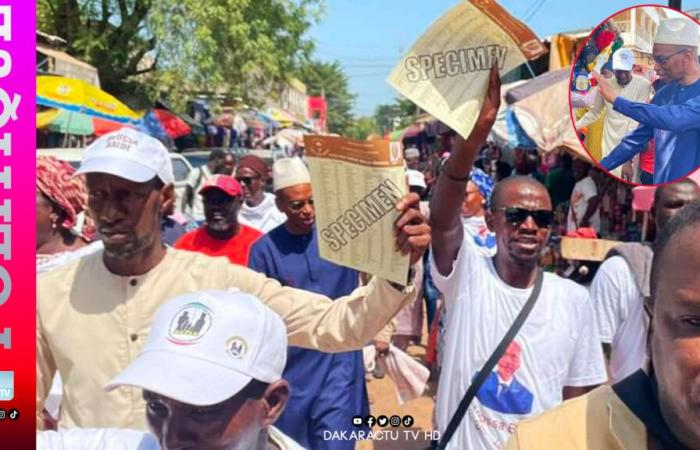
[505, 200, 700, 450]
[595, 17, 700, 184]
[429, 67, 607, 450]
[236, 155, 287, 233]
[248, 157, 379, 450]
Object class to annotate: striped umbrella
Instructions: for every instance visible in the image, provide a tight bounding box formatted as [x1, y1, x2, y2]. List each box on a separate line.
[37, 76, 142, 124]
[37, 109, 134, 136]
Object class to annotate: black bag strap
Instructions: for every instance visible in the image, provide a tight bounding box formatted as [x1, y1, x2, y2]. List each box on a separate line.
[436, 269, 544, 450]
[612, 370, 690, 450]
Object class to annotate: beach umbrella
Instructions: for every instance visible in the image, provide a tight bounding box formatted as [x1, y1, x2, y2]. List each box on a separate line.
[240, 111, 266, 130]
[37, 108, 134, 136]
[136, 109, 192, 143]
[37, 76, 141, 124]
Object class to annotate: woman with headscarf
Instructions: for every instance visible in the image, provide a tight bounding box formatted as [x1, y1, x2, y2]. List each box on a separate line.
[36, 156, 100, 273]
[36, 156, 102, 429]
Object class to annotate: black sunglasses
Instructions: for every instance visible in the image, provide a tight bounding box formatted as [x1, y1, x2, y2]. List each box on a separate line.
[235, 176, 260, 185]
[288, 199, 314, 211]
[493, 206, 553, 228]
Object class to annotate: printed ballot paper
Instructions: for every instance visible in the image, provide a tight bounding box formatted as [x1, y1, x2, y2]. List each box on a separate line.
[388, 0, 547, 138]
[304, 135, 411, 285]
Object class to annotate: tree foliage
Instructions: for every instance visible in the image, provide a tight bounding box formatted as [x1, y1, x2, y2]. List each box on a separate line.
[345, 116, 375, 140]
[37, 0, 323, 108]
[296, 60, 356, 136]
[372, 96, 417, 135]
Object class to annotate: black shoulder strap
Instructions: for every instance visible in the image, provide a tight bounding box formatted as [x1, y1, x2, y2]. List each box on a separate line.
[612, 370, 690, 450]
[436, 270, 544, 450]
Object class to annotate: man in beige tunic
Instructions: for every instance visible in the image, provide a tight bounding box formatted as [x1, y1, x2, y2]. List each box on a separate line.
[36, 129, 431, 430]
[575, 48, 652, 178]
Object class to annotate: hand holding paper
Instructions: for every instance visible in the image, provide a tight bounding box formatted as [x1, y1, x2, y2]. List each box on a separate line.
[394, 192, 431, 266]
[305, 135, 422, 285]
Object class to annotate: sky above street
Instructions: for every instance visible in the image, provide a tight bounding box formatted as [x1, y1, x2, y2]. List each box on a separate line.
[308, 0, 700, 116]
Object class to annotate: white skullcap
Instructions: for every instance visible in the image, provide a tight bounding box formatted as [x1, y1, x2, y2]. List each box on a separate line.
[404, 147, 420, 159]
[612, 48, 634, 71]
[654, 17, 699, 47]
[272, 157, 311, 192]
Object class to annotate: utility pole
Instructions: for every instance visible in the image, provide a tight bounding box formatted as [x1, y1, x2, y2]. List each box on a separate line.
[668, 0, 681, 9]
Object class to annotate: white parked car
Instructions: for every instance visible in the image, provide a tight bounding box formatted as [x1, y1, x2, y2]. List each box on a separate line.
[37, 148, 193, 214]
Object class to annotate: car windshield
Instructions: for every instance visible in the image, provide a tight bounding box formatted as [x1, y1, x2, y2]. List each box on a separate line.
[185, 154, 209, 168]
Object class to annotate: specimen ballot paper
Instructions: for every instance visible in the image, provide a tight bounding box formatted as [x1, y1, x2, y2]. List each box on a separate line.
[387, 0, 547, 138]
[304, 135, 410, 285]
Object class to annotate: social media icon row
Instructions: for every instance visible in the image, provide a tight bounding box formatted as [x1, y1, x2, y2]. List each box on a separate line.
[352, 414, 414, 428]
[0, 408, 19, 420]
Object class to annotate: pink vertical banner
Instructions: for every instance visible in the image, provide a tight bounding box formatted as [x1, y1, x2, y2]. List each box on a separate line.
[0, 0, 35, 446]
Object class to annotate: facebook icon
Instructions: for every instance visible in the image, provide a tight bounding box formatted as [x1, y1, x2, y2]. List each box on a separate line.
[0, 371, 13, 401]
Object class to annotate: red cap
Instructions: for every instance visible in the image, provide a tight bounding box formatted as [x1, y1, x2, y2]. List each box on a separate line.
[198, 175, 243, 197]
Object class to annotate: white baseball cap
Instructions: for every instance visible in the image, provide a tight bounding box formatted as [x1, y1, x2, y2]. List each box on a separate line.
[406, 169, 427, 189]
[654, 17, 699, 47]
[273, 157, 311, 192]
[612, 48, 635, 71]
[105, 290, 287, 406]
[75, 128, 175, 184]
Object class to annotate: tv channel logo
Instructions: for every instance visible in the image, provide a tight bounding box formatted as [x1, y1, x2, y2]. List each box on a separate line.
[0, 371, 13, 401]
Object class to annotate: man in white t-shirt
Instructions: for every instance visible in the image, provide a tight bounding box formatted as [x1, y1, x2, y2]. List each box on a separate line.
[236, 155, 287, 233]
[38, 290, 303, 450]
[567, 159, 600, 233]
[182, 149, 232, 223]
[429, 67, 607, 450]
[590, 178, 700, 383]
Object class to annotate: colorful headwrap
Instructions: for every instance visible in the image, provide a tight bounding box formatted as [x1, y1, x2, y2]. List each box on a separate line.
[36, 156, 94, 240]
[469, 167, 494, 204]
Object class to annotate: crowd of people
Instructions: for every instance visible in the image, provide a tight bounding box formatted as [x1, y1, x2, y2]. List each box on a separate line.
[35, 20, 700, 450]
[573, 16, 700, 185]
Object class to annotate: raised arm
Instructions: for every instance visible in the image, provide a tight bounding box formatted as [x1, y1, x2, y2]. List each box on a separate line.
[599, 123, 653, 171]
[430, 66, 501, 276]
[612, 95, 700, 132]
[232, 193, 430, 352]
[592, 71, 700, 132]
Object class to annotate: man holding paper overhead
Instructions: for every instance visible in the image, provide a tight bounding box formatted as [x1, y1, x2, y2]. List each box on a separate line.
[430, 67, 606, 450]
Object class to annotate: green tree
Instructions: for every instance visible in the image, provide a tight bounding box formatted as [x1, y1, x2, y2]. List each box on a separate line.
[296, 60, 355, 136]
[345, 116, 376, 140]
[373, 97, 416, 135]
[37, 0, 323, 108]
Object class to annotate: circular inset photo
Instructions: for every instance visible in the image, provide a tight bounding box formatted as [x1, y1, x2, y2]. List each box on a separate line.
[569, 6, 700, 186]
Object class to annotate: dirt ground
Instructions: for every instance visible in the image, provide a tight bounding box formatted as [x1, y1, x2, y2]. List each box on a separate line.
[356, 329, 437, 450]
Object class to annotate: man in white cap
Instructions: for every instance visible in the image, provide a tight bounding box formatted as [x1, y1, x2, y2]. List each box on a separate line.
[248, 157, 380, 450]
[405, 147, 421, 170]
[37, 290, 303, 449]
[576, 48, 652, 179]
[36, 129, 431, 430]
[596, 17, 700, 184]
